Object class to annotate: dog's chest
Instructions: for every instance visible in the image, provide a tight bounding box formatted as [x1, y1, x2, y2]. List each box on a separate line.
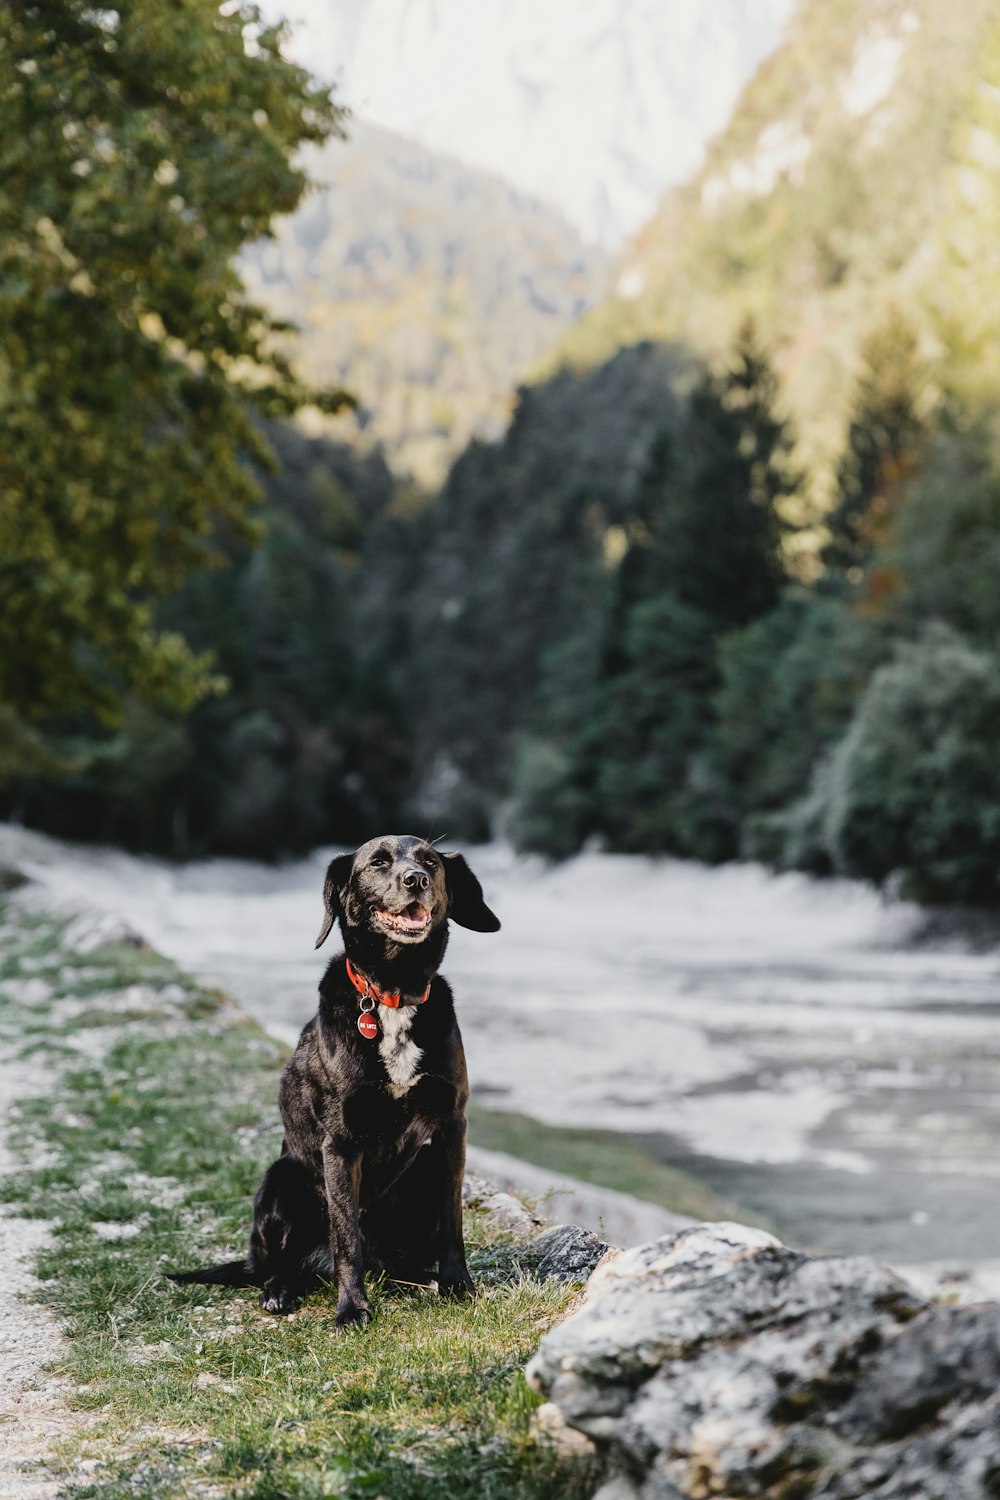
[377, 1006, 423, 1098]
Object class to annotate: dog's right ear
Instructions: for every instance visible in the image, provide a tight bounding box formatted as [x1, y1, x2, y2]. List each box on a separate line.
[315, 853, 355, 948]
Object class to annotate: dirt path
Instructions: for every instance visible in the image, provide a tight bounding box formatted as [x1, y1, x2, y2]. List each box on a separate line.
[0, 1042, 78, 1499]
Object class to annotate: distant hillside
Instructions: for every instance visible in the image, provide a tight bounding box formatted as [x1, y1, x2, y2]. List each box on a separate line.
[265, 0, 793, 248]
[241, 120, 609, 485]
[552, 0, 998, 507]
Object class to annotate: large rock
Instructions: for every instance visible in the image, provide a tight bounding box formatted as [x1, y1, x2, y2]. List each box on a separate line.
[520, 1225, 613, 1285]
[526, 1221, 1000, 1500]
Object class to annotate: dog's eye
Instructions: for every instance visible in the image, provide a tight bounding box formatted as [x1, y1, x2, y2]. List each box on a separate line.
[423, 854, 438, 869]
[370, 855, 390, 868]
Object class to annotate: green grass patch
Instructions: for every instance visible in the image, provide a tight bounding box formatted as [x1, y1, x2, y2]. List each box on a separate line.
[0, 901, 598, 1500]
[468, 1104, 761, 1225]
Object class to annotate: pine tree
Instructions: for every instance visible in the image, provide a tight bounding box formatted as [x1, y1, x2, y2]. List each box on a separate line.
[585, 325, 799, 855]
[625, 320, 798, 629]
[822, 311, 928, 582]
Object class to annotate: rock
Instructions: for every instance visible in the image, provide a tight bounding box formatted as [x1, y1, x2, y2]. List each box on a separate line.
[59, 911, 146, 955]
[526, 1220, 1000, 1500]
[480, 1190, 541, 1237]
[462, 1171, 496, 1205]
[531, 1400, 598, 1459]
[520, 1225, 612, 1284]
[463, 1169, 543, 1238]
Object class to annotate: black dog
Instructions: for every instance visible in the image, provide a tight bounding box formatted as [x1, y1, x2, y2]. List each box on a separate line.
[171, 835, 499, 1326]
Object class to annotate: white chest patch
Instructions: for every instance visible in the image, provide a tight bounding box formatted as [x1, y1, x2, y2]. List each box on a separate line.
[378, 1005, 423, 1098]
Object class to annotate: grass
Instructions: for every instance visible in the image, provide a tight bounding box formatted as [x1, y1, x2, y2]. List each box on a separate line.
[0, 901, 599, 1500]
[467, 1104, 756, 1225]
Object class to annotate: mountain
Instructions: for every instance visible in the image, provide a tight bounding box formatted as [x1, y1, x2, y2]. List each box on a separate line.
[261, 0, 794, 248]
[553, 0, 998, 504]
[240, 121, 608, 485]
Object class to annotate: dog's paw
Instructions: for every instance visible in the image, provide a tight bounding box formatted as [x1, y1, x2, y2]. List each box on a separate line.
[334, 1296, 373, 1332]
[438, 1273, 476, 1300]
[334, 1296, 372, 1331]
[260, 1283, 303, 1316]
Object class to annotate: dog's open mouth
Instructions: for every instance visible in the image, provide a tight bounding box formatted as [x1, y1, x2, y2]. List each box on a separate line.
[376, 903, 433, 938]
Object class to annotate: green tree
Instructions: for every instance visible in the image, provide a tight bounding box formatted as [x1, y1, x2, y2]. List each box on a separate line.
[594, 595, 719, 854]
[696, 591, 889, 861]
[622, 321, 799, 629]
[808, 624, 1000, 904]
[0, 1, 346, 731]
[580, 325, 799, 857]
[822, 311, 929, 583]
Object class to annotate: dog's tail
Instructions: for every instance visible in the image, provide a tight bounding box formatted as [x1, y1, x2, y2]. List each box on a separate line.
[167, 1259, 257, 1288]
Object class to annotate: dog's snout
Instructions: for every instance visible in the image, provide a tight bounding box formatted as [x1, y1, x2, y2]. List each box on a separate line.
[401, 868, 430, 892]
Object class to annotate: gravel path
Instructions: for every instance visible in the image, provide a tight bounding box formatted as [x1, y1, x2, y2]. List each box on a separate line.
[0, 1041, 77, 1499]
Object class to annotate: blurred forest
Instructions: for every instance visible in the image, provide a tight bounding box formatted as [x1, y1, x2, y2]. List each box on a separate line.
[8, 0, 1000, 905]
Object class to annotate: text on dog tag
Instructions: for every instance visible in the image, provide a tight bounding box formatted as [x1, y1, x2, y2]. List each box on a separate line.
[357, 1012, 379, 1040]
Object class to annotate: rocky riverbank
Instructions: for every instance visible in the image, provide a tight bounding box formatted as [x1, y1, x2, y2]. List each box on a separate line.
[529, 1221, 1000, 1499]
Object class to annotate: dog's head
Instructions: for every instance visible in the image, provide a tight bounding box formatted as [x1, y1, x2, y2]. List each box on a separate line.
[314, 835, 500, 952]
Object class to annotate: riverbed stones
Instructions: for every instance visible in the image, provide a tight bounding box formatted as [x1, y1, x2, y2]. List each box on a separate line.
[526, 1220, 1000, 1500]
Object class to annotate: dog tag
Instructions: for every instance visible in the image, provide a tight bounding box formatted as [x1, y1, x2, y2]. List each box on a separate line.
[357, 1012, 379, 1040]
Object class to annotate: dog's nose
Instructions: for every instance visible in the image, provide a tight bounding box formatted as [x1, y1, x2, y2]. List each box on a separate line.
[402, 869, 430, 892]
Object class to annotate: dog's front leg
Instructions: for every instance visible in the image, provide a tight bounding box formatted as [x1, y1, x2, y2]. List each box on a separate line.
[436, 1115, 475, 1299]
[322, 1139, 372, 1329]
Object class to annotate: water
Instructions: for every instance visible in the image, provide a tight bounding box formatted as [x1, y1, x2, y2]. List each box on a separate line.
[8, 827, 1000, 1269]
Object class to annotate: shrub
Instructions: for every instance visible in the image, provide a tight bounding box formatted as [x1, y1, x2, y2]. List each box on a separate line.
[806, 624, 1000, 903]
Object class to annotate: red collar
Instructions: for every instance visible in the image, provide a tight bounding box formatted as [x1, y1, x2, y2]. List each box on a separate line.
[345, 956, 431, 1010]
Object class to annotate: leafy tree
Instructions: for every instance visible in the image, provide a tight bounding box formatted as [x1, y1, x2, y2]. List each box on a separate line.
[3, 426, 408, 858]
[807, 624, 1000, 904]
[822, 311, 929, 582]
[0, 1, 346, 730]
[694, 591, 890, 857]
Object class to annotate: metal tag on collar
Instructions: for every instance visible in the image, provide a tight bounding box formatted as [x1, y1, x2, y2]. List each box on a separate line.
[357, 994, 379, 1040]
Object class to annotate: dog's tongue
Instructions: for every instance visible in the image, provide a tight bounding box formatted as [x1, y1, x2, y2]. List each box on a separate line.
[384, 904, 429, 928]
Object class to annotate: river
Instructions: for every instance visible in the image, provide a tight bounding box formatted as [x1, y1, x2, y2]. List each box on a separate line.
[6, 827, 1000, 1274]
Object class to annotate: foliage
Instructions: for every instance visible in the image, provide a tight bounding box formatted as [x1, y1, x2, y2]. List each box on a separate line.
[401, 342, 695, 837]
[11, 0, 1000, 905]
[2, 426, 409, 857]
[822, 312, 931, 581]
[929, 9, 1000, 404]
[507, 325, 799, 858]
[804, 625, 1000, 904]
[697, 591, 889, 861]
[592, 596, 720, 854]
[623, 322, 798, 629]
[888, 419, 1000, 644]
[0, 0, 345, 728]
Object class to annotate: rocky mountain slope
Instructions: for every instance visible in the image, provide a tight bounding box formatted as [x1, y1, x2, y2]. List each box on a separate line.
[241, 121, 608, 484]
[554, 0, 999, 503]
[263, 0, 794, 247]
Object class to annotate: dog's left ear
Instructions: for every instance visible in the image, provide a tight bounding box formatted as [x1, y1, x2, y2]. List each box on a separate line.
[315, 853, 355, 948]
[442, 852, 501, 932]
